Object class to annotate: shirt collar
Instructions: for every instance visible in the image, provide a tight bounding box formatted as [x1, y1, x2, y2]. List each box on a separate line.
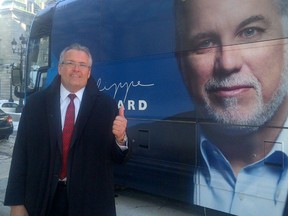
[60, 84, 85, 102]
[199, 117, 288, 177]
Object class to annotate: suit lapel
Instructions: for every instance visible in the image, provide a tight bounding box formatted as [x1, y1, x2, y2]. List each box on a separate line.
[46, 76, 62, 152]
[70, 77, 100, 149]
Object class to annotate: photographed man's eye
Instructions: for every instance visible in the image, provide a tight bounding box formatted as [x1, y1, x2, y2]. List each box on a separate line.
[192, 39, 218, 54]
[199, 40, 215, 49]
[243, 28, 257, 37]
[239, 27, 265, 40]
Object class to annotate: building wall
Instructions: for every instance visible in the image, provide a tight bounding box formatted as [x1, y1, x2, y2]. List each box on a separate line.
[0, 0, 46, 101]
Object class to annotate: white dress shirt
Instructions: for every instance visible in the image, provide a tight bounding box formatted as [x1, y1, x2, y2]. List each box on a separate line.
[59, 84, 128, 150]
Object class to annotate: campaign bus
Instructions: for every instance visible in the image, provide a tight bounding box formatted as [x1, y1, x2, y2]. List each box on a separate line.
[14, 0, 288, 215]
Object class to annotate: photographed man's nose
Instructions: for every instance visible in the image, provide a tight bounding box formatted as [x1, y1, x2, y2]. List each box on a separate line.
[215, 44, 243, 74]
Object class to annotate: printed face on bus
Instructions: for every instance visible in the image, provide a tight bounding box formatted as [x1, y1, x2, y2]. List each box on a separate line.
[176, 0, 288, 127]
[58, 49, 91, 93]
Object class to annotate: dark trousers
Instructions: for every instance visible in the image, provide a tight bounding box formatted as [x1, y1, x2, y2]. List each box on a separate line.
[49, 182, 69, 216]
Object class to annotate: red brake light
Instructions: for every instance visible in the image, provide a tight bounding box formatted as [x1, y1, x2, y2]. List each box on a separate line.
[7, 115, 13, 123]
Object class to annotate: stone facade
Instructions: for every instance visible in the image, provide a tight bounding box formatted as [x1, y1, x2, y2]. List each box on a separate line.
[0, 0, 47, 101]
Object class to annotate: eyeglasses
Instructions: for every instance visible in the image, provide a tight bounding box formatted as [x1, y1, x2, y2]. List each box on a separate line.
[61, 61, 90, 70]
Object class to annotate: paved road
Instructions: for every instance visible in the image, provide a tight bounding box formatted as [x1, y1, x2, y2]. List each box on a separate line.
[0, 135, 15, 216]
[115, 188, 203, 216]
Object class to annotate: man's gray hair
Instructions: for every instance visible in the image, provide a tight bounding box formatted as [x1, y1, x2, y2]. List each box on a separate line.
[276, 0, 288, 16]
[59, 43, 93, 66]
[276, 0, 288, 36]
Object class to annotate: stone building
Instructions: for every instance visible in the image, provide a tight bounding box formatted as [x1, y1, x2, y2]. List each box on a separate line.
[0, 0, 47, 101]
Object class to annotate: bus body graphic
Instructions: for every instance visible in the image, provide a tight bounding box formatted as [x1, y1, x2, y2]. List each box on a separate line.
[22, 0, 288, 215]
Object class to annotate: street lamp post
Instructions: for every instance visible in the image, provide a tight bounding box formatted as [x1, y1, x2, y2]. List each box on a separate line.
[11, 34, 27, 113]
[9, 64, 14, 102]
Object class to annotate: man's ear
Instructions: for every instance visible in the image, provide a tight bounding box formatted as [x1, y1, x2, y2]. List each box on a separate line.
[58, 64, 62, 75]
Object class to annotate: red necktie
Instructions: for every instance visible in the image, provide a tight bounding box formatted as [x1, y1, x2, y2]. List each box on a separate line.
[60, 94, 76, 180]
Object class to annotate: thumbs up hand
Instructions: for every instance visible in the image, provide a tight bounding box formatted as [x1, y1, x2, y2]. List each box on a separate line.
[113, 106, 127, 145]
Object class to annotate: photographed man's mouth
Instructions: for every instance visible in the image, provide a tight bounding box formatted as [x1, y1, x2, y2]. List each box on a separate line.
[71, 73, 80, 77]
[207, 85, 254, 97]
[70, 74, 82, 80]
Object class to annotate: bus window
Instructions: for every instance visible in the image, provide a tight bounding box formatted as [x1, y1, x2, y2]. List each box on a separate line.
[27, 37, 49, 91]
[38, 71, 47, 91]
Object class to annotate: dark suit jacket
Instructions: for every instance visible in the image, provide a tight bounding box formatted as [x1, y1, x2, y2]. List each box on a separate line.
[4, 76, 130, 216]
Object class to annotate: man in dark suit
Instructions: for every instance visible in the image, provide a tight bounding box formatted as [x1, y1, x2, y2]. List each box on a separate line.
[4, 43, 130, 216]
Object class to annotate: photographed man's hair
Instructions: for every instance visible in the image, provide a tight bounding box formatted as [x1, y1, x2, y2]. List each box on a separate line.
[277, 0, 288, 16]
[276, 0, 288, 36]
[59, 43, 93, 66]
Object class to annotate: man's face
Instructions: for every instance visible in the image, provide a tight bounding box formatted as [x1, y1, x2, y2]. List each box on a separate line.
[178, 0, 288, 127]
[58, 49, 91, 93]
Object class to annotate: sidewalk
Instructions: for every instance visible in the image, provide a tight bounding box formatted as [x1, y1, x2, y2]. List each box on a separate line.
[0, 135, 15, 215]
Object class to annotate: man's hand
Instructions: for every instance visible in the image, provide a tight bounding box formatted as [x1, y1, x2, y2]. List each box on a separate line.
[10, 205, 29, 216]
[112, 106, 127, 145]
